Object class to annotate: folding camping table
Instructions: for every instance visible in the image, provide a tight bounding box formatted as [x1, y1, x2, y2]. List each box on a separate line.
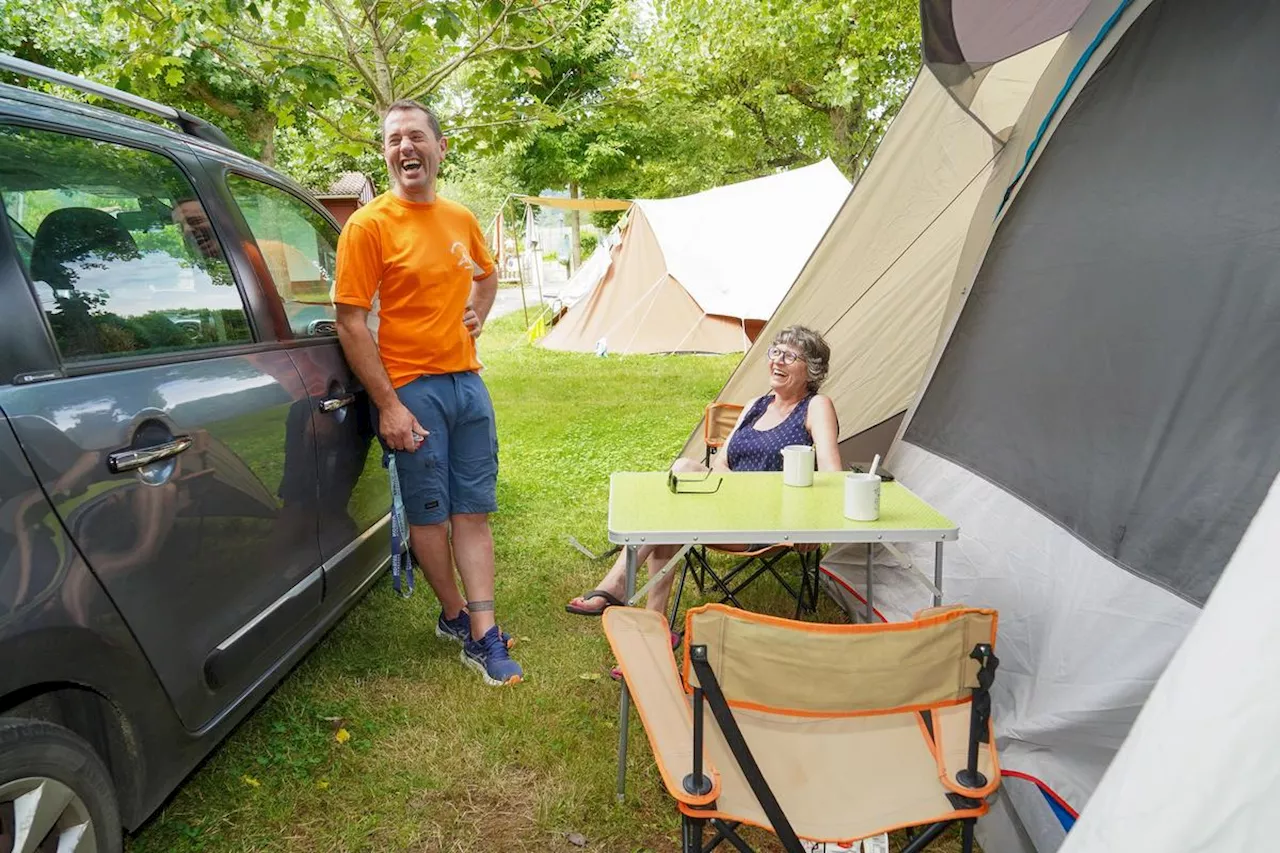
[606, 470, 959, 799]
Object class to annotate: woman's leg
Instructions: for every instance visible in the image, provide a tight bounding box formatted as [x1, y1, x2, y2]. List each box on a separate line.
[566, 541, 684, 615]
[567, 457, 708, 614]
[567, 543, 659, 613]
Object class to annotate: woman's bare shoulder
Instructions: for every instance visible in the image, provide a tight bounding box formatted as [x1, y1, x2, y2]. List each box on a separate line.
[808, 394, 836, 413]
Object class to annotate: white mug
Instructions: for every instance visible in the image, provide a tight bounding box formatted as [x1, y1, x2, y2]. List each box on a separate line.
[844, 472, 881, 521]
[781, 444, 815, 487]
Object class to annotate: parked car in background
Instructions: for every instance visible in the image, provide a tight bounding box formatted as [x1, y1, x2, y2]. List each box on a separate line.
[0, 55, 391, 853]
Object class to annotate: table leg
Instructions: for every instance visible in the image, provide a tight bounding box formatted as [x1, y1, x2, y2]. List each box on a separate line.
[865, 543, 874, 623]
[616, 544, 638, 801]
[934, 541, 944, 607]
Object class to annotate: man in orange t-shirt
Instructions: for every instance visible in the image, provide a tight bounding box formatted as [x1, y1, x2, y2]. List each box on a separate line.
[333, 100, 521, 686]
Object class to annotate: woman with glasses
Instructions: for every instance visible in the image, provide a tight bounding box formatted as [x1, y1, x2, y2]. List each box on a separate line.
[565, 325, 842, 622]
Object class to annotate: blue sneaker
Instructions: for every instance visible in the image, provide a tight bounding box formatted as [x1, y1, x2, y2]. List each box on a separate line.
[435, 610, 515, 649]
[461, 626, 524, 686]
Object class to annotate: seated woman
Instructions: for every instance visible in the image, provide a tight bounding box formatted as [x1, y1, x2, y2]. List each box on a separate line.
[566, 324, 842, 619]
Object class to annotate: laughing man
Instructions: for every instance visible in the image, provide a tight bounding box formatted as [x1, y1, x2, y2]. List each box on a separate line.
[333, 100, 522, 686]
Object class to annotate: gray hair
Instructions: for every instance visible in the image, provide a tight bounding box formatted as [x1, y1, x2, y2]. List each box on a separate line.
[772, 325, 830, 394]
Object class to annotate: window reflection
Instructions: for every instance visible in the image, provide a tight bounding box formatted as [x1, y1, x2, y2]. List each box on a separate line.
[0, 126, 252, 361]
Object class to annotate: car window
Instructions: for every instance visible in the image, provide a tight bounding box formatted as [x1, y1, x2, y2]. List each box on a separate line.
[226, 175, 338, 338]
[6, 214, 34, 270]
[0, 125, 251, 363]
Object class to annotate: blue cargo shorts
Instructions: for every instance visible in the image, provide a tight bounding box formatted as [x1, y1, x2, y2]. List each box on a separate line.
[385, 372, 498, 526]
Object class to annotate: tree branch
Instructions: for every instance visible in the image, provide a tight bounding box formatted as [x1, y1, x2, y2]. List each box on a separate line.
[401, 0, 519, 99]
[781, 81, 830, 113]
[406, 1, 590, 101]
[315, 0, 386, 104]
[212, 21, 348, 66]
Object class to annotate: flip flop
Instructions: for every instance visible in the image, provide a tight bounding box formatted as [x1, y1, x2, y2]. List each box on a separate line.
[564, 589, 626, 617]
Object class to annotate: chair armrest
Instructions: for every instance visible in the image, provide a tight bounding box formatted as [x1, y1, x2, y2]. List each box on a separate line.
[603, 607, 720, 806]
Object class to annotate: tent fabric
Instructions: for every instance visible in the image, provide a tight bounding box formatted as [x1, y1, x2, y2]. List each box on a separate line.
[906, 0, 1280, 606]
[517, 195, 631, 211]
[680, 0, 1280, 848]
[541, 160, 849, 354]
[557, 227, 622, 311]
[542, 207, 756, 353]
[866, 0, 1280, 849]
[921, 0, 1090, 100]
[882, 442, 1200, 851]
[1056, 473, 1280, 853]
[681, 39, 1060, 464]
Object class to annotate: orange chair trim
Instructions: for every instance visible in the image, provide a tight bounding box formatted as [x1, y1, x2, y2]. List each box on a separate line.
[931, 712, 1002, 800]
[602, 610, 721, 807]
[676, 799, 989, 844]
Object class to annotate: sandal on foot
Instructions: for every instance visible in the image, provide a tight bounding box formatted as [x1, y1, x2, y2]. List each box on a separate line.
[564, 589, 625, 616]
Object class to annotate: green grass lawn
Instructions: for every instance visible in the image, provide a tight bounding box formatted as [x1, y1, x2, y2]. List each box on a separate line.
[126, 313, 974, 853]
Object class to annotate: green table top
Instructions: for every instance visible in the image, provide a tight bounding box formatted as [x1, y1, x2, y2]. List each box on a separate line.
[607, 471, 958, 545]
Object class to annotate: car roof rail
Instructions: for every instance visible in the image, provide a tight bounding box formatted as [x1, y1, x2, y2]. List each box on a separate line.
[0, 52, 239, 152]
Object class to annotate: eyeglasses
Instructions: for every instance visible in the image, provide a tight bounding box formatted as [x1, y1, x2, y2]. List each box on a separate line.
[767, 346, 804, 366]
[667, 469, 723, 494]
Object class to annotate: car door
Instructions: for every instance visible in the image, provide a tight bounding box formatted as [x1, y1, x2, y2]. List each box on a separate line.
[0, 122, 326, 730]
[213, 166, 391, 605]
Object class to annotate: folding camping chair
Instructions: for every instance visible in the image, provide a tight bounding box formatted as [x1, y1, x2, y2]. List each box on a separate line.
[671, 401, 822, 625]
[668, 544, 823, 628]
[604, 603, 1001, 853]
[702, 401, 744, 466]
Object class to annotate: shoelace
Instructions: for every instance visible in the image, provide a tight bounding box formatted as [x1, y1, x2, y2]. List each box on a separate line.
[482, 630, 511, 660]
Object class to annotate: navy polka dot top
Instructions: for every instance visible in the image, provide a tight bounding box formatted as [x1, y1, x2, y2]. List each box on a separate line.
[724, 394, 815, 472]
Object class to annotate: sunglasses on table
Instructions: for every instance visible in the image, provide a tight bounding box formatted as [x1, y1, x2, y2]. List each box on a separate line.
[667, 469, 723, 494]
[766, 346, 805, 365]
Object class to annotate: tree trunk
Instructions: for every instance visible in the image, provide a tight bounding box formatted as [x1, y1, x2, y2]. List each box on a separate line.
[568, 181, 581, 276]
[246, 111, 278, 165]
[828, 101, 866, 179]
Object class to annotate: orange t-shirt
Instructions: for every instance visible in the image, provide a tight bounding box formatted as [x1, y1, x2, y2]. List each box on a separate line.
[333, 192, 495, 387]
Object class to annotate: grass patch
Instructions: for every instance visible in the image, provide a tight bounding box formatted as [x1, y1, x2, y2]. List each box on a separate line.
[126, 313, 976, 853]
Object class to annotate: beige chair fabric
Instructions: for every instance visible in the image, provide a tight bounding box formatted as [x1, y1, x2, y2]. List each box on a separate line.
[605, 606, 721, 806]
[603, 604, 1001, 844]
[682, 605, 997, 715]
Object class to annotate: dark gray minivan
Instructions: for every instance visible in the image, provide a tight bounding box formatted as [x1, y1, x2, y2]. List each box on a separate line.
[0, 57, 390, 852]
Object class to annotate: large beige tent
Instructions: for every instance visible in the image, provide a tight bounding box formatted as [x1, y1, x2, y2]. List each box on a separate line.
[681, 41, 1061, 462]
[541, 159, 850, 355]
[686, 1, 1280, 851]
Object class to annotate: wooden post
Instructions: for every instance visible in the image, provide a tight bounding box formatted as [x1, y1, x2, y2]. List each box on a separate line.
[569, 181, 581, 276]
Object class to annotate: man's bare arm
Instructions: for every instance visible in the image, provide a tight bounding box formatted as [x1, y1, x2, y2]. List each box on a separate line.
[465, 270, 499, 338]
[335, 303, 425, 452]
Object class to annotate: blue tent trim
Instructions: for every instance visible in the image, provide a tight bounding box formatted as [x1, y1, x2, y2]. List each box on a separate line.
[997, 0, 1135, 216]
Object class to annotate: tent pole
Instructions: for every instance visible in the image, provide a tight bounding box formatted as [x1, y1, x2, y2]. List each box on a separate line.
[529, 203, 546, 308]
[516, 205, 529, 327]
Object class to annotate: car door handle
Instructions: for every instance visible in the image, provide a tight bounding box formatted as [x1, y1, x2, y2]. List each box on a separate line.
[108, 436, 193, 474]
[319, 393, 355, 413]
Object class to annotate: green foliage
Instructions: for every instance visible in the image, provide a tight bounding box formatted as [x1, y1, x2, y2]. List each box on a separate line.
[1, 0, 923, 234]
[637, 0, 920, 179]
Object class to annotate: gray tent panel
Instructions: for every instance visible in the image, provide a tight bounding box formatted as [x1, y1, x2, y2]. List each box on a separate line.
[906, 0, 1280, 606]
